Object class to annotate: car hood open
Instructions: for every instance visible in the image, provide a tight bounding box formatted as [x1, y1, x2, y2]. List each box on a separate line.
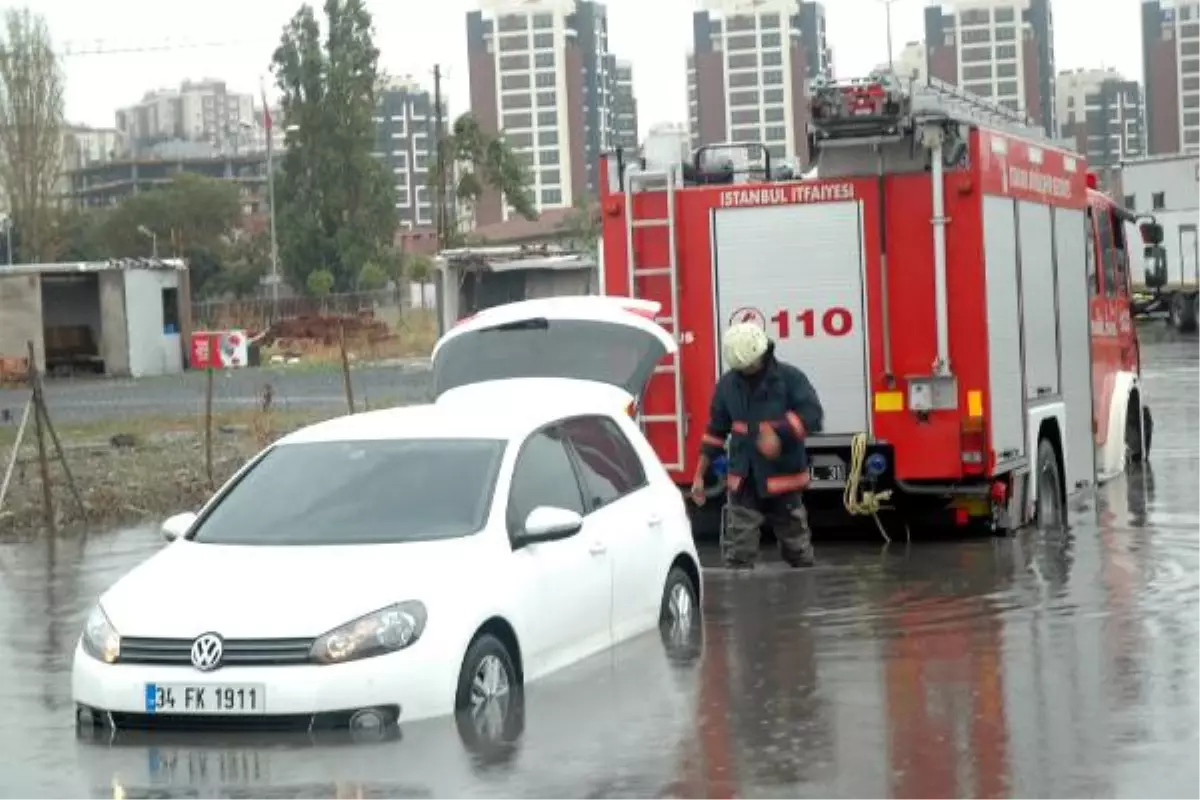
[99, 537, 480, 639]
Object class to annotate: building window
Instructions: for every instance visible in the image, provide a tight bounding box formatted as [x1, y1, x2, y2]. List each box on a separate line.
[536, 91, 556, 106]
[997, 80, 1019, 96]
[731, 109, 760, 125]
[762, 69, 783, 85]
[726, 34, 756, 50]
[960, 8, 989, 25]
[994, 26, 1016, 41]
[761, 32, 781, 47]
[996, 63, 1018, 78]
[963, 64, 992, 80]
[505, 94, 533, 109]
[532, 12, 553, 29]
[764, 125, 787, 141]
[1152, 192, 1165, 210]
[502, 74, 531, 91]
[1184, 40, 1200, 57]
[534, 52, 555, 69]
[965, 82, 992, 97]
[393, 152, 408, 170]
[541, 188, 563, 205]
[498, 14, 526, 32]
[961, 28, 990, 44]
[537, 110, 558, 127]
[728, 71, 758, 88]
[540, 168, 560, 185]
[995, 44, 1017, 59]
[763, 88, 784, 103]
[533, 32, 554, 49]
[962, 47, 992, 63]
[1124, 194, 1136, 209]
[994, 7, 1015, 23]
[539, 148, 560, 165]
[1185, 94, 1200, 109]
[506, 131, 534, 148]
[397, 188, 410, 207]
[503, 112, 533, 129]
[729, 89, 757, 106]
[499, 34, 527, 52]
[731, 127, 760, 143]
[538, 130, 558, 146]
[534, 72, 556, 88]
[728, 53, 757, 69]
[761, 50, 782, 67]
[764, 106, 785, 123]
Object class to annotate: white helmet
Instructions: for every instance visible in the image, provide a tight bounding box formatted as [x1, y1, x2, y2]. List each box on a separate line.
[723, 322, 769, 370]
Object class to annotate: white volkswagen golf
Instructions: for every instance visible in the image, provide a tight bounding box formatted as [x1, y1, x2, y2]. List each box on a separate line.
[72, 297, 701, 733]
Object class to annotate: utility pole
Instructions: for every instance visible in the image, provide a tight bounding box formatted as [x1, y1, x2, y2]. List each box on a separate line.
[433, 64, 447, 250]
[879, 0, 898, 73]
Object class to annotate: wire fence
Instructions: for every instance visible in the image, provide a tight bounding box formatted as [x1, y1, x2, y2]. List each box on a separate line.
[191, 287, 422, 331]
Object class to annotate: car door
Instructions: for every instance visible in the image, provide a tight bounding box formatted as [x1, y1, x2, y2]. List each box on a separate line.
[560, 415, 665, 643]
[506, 424, 613, 678]
[430, 296, 678, 401]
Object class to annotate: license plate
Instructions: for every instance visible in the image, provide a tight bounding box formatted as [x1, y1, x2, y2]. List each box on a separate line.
[144, 683, 266, 715]
[812, 465, 845, 482]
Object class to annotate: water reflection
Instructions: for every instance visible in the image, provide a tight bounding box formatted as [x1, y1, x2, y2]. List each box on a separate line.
[0, 338, 1196, 798]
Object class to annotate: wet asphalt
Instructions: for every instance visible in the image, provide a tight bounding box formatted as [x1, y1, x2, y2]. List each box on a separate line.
[0, 330, 1195, 798]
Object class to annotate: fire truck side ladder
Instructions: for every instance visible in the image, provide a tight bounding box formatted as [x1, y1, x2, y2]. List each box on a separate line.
[624, 166, 686, 472]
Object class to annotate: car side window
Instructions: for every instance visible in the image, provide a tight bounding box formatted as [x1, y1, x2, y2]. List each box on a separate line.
[507, 427, 586, 536]
[1085, 209, 1099, 297]
[1094, 206, 1118, 298]
[560, 415, 648, 512]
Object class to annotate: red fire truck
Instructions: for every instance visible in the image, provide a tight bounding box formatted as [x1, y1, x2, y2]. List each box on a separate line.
[597, 74, 1156, 535]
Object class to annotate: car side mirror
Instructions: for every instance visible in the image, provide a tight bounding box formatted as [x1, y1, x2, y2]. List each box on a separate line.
[161, 511, 198, 542]
[520, 506, 583, 544]
[1139, 221, 1164, 245]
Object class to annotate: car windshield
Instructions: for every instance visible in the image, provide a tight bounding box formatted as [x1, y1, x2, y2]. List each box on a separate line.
[191, 438, 506, 546]
[434, 318, 665, 398]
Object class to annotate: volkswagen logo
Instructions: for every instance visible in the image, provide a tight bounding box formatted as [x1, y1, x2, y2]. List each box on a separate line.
[190, 633, 224, 672]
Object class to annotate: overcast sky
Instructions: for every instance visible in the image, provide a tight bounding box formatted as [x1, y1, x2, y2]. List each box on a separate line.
[35, 0, 1143, 137]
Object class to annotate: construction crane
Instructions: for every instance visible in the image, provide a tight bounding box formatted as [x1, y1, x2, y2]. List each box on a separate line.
[57, 38, 255, 58]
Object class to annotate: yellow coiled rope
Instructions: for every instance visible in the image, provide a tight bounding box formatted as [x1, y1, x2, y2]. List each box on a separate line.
[842, 432, 893, 543]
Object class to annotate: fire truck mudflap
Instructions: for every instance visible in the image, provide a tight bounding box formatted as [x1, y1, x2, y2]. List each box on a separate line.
[712, 197, 877, 490]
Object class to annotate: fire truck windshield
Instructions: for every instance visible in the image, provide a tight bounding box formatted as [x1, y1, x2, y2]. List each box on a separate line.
[432, 318, 668, 398]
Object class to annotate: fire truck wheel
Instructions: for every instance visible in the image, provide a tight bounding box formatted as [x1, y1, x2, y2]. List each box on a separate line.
[1170, 292, 1198, 333]
[1035, 438, 1065, 529]
[1125, 400, 1153, 465]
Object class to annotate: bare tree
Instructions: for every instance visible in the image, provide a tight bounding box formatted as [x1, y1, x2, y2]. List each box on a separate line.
[0, 8, 64, 263]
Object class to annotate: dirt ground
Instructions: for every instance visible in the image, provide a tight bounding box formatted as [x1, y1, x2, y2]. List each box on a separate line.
[0, 408, 330, 539]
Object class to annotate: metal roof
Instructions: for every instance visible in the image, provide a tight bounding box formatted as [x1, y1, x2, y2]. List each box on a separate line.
[0, 257, 187, 276]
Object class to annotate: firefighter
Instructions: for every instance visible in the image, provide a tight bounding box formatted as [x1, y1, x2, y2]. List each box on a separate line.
[689, 322, 824, 568]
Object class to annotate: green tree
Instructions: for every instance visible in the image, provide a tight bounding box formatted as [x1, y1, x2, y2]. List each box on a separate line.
[404, 253, 434, 285]
[558, 199, 601, 258]
[306, 268, 334, 297]
[98, 173, 242, 259]
[0, 8, 65, 263]
[215, 230, 270, 298]
[357, 260, 387, 290]
[272, 0, 396, 294]
[430, 113, 536, 247]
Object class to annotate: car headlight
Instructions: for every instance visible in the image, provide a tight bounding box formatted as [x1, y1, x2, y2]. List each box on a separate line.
[81, 605, 121, 664]
[310, 602, 427, 665]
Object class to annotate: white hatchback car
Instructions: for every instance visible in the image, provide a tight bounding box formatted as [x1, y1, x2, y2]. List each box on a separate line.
[72, 297, 700, 734]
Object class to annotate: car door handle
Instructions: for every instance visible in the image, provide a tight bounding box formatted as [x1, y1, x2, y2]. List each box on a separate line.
[588, 541, 607, 556]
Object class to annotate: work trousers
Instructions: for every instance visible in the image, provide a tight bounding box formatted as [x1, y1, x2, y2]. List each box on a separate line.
[722, 484, 815, 568]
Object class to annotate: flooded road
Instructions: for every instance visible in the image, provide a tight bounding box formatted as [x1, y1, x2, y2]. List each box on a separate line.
[0, 333, 1195, 798]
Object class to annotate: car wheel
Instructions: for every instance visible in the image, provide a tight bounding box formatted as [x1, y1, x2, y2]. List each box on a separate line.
[1125, 401, 1153, 464]
[658, 565, 701, 660]
[454, 634, 521, 751]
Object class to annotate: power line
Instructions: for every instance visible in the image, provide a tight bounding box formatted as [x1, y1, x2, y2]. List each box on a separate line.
[57, 38, 257, 58]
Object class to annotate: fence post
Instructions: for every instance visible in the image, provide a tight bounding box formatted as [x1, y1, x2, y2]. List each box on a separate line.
[339, 320, 356, 414]
[205, 367, 214, 489]
[26, 341, 54, 534]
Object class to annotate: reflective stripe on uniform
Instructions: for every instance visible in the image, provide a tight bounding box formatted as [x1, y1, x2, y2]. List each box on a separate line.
[727, 473, 744, 492]
[784, 411, 806, 437]
[731, 421, 749, 434]
[702, 433, 726, 448]
[765, 470, 810, 495]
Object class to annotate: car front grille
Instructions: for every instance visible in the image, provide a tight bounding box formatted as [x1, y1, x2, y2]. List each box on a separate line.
[118, 637, 315, 667]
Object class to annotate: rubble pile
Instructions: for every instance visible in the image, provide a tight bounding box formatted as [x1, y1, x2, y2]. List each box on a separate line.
[262, 312, 396, 355]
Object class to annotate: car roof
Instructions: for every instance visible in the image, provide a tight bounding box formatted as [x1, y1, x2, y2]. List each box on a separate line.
[276, 379, 629, 447]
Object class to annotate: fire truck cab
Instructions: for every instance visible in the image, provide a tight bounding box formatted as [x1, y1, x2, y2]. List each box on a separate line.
[597, 73, 1154, 535]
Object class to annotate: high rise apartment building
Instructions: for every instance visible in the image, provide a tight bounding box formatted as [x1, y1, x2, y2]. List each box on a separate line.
[373, 77, 447, 232]
[115, 79, 255, 152]
[610, 57, 640, 153]
[686, 0, 832, 165]
[1056, 68, 1146, 170]
[924, 0, 1057, 135]
[467, 0, 624, 225]
[1142, 0, 1200, 154]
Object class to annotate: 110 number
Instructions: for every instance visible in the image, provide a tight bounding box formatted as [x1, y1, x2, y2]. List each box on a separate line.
[769, 307, 854, 339]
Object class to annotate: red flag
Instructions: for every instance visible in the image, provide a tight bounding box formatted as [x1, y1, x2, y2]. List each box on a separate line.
[262, 88, 272, 132]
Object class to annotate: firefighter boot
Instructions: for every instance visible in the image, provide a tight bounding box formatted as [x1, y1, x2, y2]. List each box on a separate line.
[774, 499, 815, 568]
[722, 503, 764, 568]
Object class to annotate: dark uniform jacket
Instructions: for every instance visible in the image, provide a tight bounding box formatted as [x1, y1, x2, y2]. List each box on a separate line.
[700, 343, 824, 497]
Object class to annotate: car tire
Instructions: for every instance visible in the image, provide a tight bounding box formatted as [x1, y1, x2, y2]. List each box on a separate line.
[454, 634, 522, 758]
[659, 565, 701, 661]
[1125, 401, 1153, 465]
[1035, 438, 1065, 529]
